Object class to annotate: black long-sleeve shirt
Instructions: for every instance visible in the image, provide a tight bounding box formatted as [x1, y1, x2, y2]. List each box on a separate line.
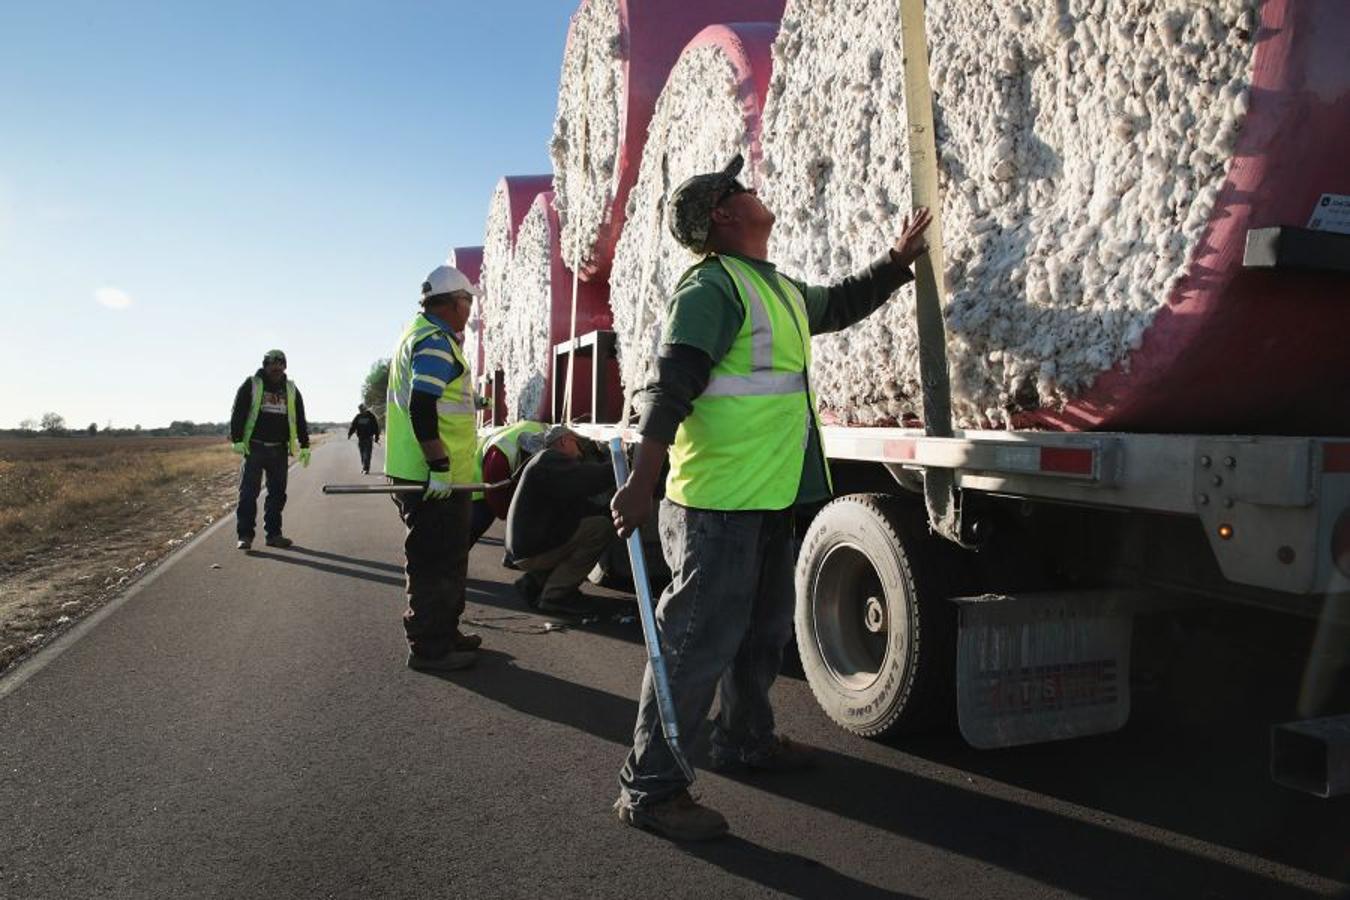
[229, 369, 310, 449]
[348, 411, 381, 441]
[505, 449, 615, 559]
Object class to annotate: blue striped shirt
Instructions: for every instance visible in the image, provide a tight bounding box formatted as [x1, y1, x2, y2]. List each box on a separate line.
[410, 312, 465, 397]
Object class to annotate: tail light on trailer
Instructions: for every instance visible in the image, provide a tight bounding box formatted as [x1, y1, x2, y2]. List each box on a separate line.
[1333, 509, 1350, 578]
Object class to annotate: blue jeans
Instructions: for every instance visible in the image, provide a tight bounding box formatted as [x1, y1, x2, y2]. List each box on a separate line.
[236, 443, 289, 539]
[618, 499, 796, 808]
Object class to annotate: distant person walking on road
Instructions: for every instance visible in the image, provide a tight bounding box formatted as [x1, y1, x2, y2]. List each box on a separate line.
[348, 403, 381, 474]
[229, 349, 311, 550]
[505, 425, 617, 616]
[384, 265, 483, 673]
[609, 155, 932, 840]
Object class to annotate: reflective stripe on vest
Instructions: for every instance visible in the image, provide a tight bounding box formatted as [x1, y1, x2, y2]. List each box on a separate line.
[384, 314, 477, 483]
[665, 256, 826, 511]
[482, 420, 547, 471]
[242, 376, 299, 456]
[471, 419, 546, 501]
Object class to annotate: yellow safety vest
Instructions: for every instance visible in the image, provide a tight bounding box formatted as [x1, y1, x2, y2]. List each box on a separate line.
[242, 377, 299, 456]
[666, 256, 829, 510]
[385, 314, 477, 483]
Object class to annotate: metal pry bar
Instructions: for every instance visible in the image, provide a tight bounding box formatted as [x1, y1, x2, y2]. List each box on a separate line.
[607, 437, 696, 783]
[321, 479, 513, 495]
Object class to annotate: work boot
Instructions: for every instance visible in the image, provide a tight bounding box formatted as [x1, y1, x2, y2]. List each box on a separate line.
[709, 735, 820, 774]
[513, 574, 543, 608]
[536, 588, 593, 617]
[407, 647, 476, 672]
[614, 790, 728, 841]
[265, 534, 293, 548]
[451, 629, 482, 651]
[236, 537, 252, 550]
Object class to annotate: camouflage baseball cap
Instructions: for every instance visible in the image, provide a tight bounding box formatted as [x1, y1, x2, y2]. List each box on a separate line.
[667, 154, 746, 251]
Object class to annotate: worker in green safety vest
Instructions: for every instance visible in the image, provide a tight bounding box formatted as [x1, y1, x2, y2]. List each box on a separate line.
[228, 348, 310, 550]
[468, 418, 548, 547]
[385, 264, 484, 674]
[609, 154, 933, 841]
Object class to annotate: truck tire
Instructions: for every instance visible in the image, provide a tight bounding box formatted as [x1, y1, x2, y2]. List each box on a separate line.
[795, 493, 959, 738]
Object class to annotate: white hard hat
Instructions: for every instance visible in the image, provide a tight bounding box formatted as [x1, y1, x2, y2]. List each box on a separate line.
[421, 264, 482, 301]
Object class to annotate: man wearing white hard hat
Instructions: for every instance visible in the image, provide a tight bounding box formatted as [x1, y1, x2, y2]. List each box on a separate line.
[384, 264, 484, 672]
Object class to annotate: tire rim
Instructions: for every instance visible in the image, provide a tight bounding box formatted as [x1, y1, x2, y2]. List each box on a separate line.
[812, 542, 891, 691]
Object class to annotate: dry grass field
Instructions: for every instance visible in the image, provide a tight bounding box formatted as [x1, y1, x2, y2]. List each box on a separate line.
[0, 435, 242, 674]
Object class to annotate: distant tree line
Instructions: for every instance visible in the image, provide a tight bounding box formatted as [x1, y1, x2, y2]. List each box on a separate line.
[5, 413, 347, 440]
[361, 359, 390, 425]
[2, 416, 231, 438]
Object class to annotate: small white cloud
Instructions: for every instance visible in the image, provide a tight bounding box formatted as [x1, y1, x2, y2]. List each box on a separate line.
[94, 286, 133, 310]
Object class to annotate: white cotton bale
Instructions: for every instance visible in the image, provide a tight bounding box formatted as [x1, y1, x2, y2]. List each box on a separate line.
[446, 246, 485, 378]
[496, 190, 612, 423]
[608, 22, 778, 399]
[549, 0, 786, 280]
[500, 196, 555, 423]
[479, 175, 552, 404]
[761, 0, 1259, 429]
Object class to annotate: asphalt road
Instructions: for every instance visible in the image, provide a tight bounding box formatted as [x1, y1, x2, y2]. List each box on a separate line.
[2, 441, 1347, 899]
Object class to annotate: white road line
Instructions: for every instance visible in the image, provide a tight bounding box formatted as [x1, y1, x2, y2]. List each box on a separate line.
[0, 447, 318, 701]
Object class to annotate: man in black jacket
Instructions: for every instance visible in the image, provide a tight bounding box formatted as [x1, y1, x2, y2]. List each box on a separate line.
[505, 425, 617, 615]
[347, 404, 381, 474]
[229, 349, 310, 550]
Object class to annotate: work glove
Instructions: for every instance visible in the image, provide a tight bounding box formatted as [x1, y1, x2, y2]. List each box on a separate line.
[424, 469, 454, 500]
[299, 448, 312, 467]
[231, 441, 248, 456]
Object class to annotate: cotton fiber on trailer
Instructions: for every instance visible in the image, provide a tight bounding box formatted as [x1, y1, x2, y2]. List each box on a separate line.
[479, 174, 554, 424]
[759, 0, 1350, 435]
[549, 0, 787, 281]
[446, 246, 485, 376]
[608, 21, 780, 403]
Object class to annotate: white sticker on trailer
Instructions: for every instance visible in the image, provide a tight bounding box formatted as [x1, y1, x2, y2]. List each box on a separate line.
[1307, 193, 1350, 235]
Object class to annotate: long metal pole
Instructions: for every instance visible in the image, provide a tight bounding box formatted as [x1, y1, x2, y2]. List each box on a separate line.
[607, 437, 695, 783]
[322, 479, 513, 495]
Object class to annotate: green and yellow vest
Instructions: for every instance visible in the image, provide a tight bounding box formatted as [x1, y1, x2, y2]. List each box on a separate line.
[666, 255, 830, 510]
[471, 419, 546, 500]
[385, 314, 477, 482]
[242, 377, 300, 456]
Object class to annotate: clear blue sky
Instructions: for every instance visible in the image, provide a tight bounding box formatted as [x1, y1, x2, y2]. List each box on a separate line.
[0, 0, 572, 429]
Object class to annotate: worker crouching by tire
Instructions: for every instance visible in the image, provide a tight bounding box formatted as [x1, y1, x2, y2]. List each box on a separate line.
[609, 154, 933, 841]
[505, 425, 617, 617]
[384, 265, 484, 673]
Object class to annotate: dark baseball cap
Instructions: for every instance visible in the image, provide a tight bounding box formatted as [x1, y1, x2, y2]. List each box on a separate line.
[667, 154, 746, 251]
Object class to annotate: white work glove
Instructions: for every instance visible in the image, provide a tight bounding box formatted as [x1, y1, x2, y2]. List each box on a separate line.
[424, 469, 454, 500]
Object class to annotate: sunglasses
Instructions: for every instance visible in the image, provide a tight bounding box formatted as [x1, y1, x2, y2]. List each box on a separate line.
[265, 358, 287, 366]
[716, 182, 753, 206]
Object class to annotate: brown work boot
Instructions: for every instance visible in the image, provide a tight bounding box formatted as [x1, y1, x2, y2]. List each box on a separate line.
[614, 790, 728, 841]
[536, 589, 595, 617]
[451, 630, 482, 651]
[406, 647, 476, 672]
[711, 735, 820, 773]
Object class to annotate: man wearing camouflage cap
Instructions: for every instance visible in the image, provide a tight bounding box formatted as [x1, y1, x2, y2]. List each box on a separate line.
[610, 154, 932, 840]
